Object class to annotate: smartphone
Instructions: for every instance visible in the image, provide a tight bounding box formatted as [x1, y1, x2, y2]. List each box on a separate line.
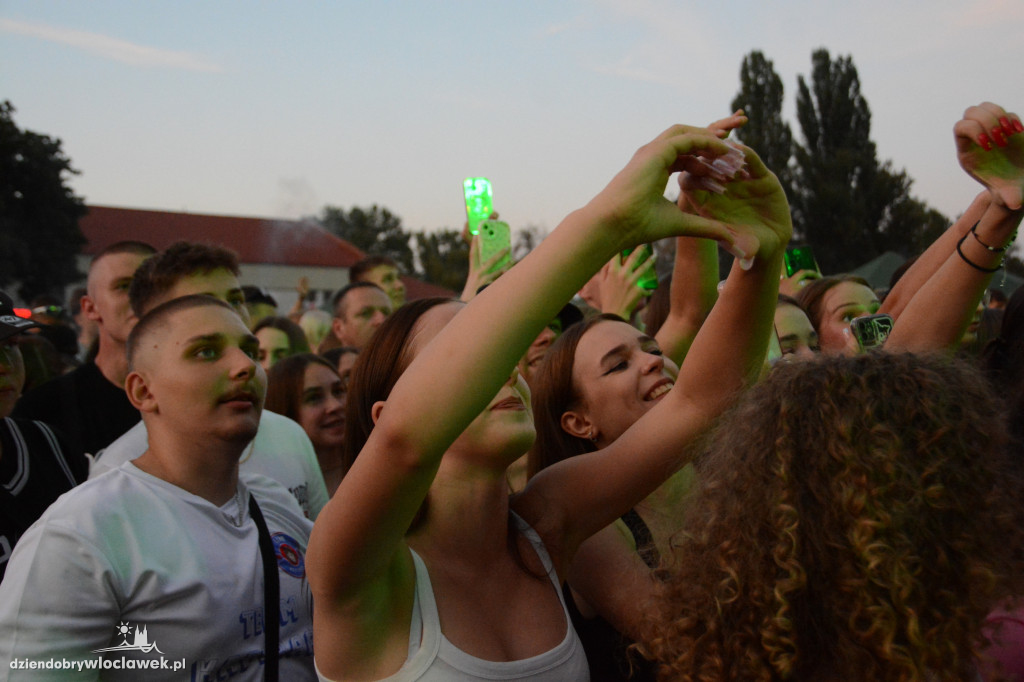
[463, 177, 493, 236]
[784, 245, 819, 278]
[479, 219, 512, 270]
[850, 313, 894, 351]
[621, 244, 658, 292]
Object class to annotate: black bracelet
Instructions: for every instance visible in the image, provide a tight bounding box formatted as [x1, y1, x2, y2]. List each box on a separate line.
[957, 233, 1003, 273]
[970, 221, 1012, 253]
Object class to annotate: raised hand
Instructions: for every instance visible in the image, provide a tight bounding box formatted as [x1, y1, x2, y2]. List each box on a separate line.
[707, 109, 748, 139]
[680, 141, 792, 265]
[588, 248, 656, 319]
[585, 126, 772, 261]
[954, 102, 1024, 210]
[460, 231, 512, 301]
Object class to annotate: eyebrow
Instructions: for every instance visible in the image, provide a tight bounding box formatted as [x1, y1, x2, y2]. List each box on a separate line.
[828, 300, 878, 315]
[184, 332, 258, 346]
[599, 335, 655, 366]
[184, 332, 226, 346]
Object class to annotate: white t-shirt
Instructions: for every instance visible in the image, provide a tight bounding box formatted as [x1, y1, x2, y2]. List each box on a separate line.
[0, 463, 316, 681]
[91, 410, 329, 520]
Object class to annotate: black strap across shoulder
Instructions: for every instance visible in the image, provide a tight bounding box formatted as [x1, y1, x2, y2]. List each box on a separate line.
[249, 495, 279, 682]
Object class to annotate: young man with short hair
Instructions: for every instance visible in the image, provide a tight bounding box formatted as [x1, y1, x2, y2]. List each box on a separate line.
[0, 296, 315, 679]
[350, 254, 405, 309]
[93, 241, 329, 519]
[14, 241, 155, 457]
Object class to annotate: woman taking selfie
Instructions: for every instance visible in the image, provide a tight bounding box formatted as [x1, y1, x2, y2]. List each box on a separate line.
[307, 123, 791, 681]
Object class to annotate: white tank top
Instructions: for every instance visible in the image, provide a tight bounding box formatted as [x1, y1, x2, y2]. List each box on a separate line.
[316, 514, 590, 681]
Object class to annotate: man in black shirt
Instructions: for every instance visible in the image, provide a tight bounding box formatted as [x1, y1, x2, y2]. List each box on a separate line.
[14, 241, 155, 458]
[0, 290, 86, 581]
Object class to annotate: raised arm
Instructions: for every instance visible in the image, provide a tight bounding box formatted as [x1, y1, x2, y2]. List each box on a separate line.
[308, 126, 757, 603]
[656, 110, 748, 364]
[520, 141, 791, 561]
[884, 102, 1023, 352]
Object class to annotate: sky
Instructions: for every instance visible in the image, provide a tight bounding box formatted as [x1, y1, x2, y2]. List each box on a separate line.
[2, 0, 1022, 239]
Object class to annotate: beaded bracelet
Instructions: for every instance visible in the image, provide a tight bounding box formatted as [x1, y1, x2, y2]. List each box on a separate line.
[956, 232, 1003, 273]
[970, 221, 1014, 253]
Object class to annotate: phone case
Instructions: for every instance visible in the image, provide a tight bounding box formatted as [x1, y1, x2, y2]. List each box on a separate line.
[850, 313, 894, 350]
[784, 246, 818, 277]
[479, 220, 511, 270]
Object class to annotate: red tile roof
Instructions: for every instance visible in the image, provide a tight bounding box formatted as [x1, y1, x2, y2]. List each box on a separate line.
[79, 205, 457, 299]
[80, 205, 365, 267]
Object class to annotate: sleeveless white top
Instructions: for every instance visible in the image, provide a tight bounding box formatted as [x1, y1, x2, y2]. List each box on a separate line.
[316, 514, 590, 681]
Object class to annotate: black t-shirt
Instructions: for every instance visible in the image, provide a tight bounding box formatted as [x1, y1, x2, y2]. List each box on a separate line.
[13, 361, 140, 458]
[0, 417, 88, 582]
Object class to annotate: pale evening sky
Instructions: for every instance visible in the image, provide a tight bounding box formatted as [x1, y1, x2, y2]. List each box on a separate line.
[2, 0, 1022, 241]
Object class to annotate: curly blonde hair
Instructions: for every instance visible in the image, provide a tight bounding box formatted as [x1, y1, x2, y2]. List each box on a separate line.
[636, 352, 1024, 681]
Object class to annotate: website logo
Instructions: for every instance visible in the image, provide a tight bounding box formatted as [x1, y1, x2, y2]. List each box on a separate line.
[93, 621, 165, 655]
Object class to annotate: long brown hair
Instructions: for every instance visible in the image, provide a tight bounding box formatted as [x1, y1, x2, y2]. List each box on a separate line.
[342, 297, 455, 474]
[528, 313, 625, 479]
[264, 353, 338, 422]
[636, 352, 1024, 681]
[794, 274, 872, 333]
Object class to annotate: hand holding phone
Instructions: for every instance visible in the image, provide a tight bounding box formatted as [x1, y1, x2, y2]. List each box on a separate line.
[850, 313, 894, 351]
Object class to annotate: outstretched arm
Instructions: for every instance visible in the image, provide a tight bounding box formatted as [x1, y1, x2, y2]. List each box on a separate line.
[884, 102, 1023, 352]
[308, 125, 758, 610]
[520, 141, 791, 568]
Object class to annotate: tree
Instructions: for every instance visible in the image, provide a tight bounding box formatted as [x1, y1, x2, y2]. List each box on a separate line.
[511, 224, 547, 262]
[413, 229, 469, 292]
[0, 101, 86, 300]
[316, 204, 415, 274]
[730, 51, 795, 202]
[789, 49, 946, 272]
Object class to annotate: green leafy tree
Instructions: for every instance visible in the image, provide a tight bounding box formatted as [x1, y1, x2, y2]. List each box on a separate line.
[511, 224, 547, 262]
[730, 51, 795, 201]
[790, 49, 947, 272]
[317, 204, 414, 274]
[414, 229, 469, 291]
[0, 101, 86, 300]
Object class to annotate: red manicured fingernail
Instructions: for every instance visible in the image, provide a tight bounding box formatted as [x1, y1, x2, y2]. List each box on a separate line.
[979, 133, 993, 151]
[999, 116, 1014, 134]
[992, 127, 1008, 147]
[1014, 119, 1024, 133]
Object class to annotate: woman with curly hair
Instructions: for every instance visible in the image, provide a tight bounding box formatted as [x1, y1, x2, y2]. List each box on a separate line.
[636, 352, 1024, 682]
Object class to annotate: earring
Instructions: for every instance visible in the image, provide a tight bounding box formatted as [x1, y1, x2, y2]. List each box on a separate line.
[588, 430, 598, 442]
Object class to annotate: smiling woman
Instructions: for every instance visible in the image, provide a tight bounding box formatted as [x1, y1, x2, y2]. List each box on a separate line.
[307, 123, 791, 682]
[266, 353, 346, 496]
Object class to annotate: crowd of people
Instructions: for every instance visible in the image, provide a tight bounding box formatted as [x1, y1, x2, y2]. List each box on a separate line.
[0, 102, 1022, 681]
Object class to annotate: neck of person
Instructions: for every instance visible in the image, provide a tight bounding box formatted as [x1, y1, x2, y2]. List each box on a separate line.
[316, 444, 345, 496]
[410, 456, 514, 563]
[133, 426, 245, 506]
[93, 334, 129, 387]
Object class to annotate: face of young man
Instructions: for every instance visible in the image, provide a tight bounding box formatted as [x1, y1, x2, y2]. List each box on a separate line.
[129, 304, 265, 447]
[360, 265, 405, 309]
[82, 251, 151, 345]
[332, 287, 392, 350]
[149, 268, 249, 325]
